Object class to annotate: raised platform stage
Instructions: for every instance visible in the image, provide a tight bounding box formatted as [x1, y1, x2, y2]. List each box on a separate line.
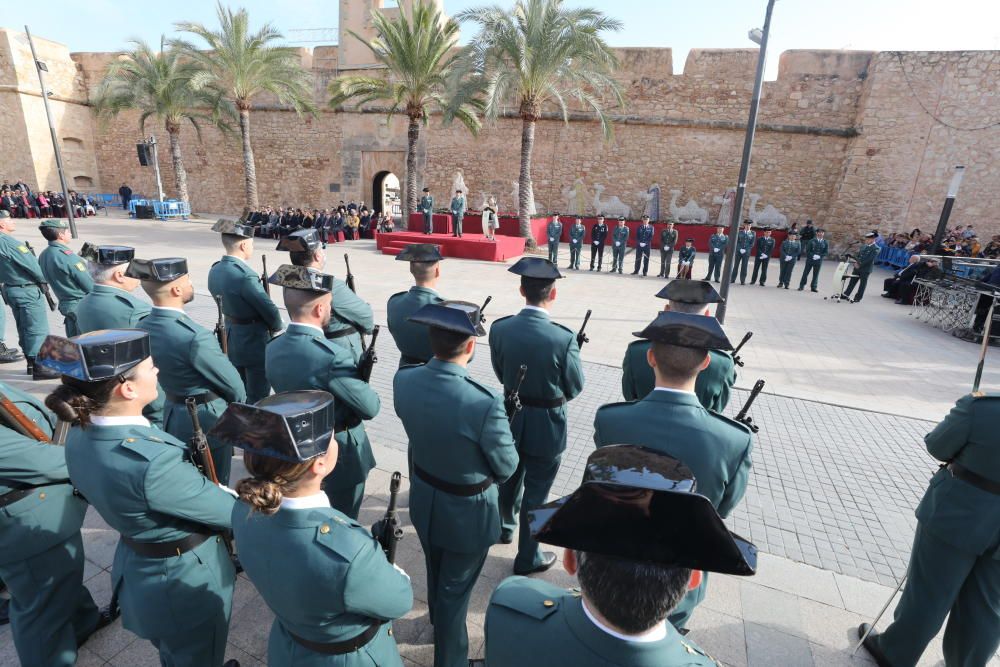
[377, 230, 526, 262]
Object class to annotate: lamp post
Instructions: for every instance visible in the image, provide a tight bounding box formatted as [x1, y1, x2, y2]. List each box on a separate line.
[930, 165, 966, 255]
[145, 136, 166, 204]
[715, 0, 777, 325]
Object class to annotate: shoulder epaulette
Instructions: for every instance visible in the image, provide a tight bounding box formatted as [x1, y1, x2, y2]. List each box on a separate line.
[210, 260, 220, 268]
[397, 362, 424, 372]
[113, 292, 139, 307]
[490, 578, 564, 621]
[551, 321, 575, 337]
[464, 375, 499, 398]
[627, 339, 649, 350]
[175, 316, 200, 334]
[597, 400, 635, 413]
[62, 249, 73, 255]
[388, 290, 407, 302]
[707, 410, 753, 435]
[492, 314, 513, 325]
[314, 509, 369, 560]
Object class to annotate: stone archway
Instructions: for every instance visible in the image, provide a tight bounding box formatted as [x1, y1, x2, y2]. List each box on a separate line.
[372, 170, 400, 217]
[361, 151, 405, 218]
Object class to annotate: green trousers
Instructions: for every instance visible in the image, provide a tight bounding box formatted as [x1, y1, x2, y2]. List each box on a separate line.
[422, 544, 488, 667]
[236, 364, 271, 405]
[163, 398, 233, 485]
[323, 480, 365, 521]
[2, 285, 49, 357]
[499, 452, 562, 572]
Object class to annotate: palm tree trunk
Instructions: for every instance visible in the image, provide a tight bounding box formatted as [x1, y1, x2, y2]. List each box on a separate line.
[518, 116, 536, 248]
[166, 124, 189, 204]
[239, 107, 259, 211]
[405, 116, 420, 225]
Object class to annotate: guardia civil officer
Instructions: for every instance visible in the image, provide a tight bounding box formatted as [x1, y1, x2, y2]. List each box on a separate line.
[658, 220, 678, 278]
[279, 228, 375, 363]
[265, 265, 380, 519]
[0, 379, 113, 666]
[632, 215, 654, 276]
[749, 227, 775, 286]
[37, 218, 93, 336]
[489, 258, 584, 574]
[858, 391, 1000, 667]
[387, 244, 446, 367]
[610, 216, 629, 274]
[677, 238, 696, 279]
[0, 309, 23, 363]
[450, 189, 466, 238]
[798, 228, 829, 292]
[394, 301, 518, 667]
[777, 230, 801, 289]
[621, 281, 737, 412]
[38, 330, 240, 667]
[212, 391, 413, 665]
[74, 244, 148, 332]
[131, 257, 247, 485]
[546, 213, 563, 265]
[704, 226, 727, 282]
[589, 215, 608, 271]
[842, 231, 879, 303]
[485, 445, 759, 666]
[207, 218, 283, 403]
[0, 210, 54, 378]
[595, 311, 753, 630]
[730, 220, 755, 285]
[567, 217, 585, 270]
[420, 188, 434, 235]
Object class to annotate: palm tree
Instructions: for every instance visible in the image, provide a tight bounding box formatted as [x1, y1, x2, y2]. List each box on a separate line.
[172, 2, 316, 210]
[328, 0, 482, 223]
[91, 39, 233, 204]
[458, 0, 625, 245]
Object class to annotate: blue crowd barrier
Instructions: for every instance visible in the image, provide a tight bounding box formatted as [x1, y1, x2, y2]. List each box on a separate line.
[876, 245, 912, 269]
[152, 199, 190, 220]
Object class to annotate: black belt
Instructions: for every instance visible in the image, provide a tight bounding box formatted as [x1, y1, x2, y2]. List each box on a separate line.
[121, 532, 213, 558]
[325, 328, 355, 340]
[518, 395, 566, 409]
[2, 283, 37, 289]
[289, 623, 381, 655]
[0, 482, 68, 508]
[414, 464, 493, 497]
[164, 391, 219, 405]
[226, 315, 262, 326]
[947, 462, 1000, 495]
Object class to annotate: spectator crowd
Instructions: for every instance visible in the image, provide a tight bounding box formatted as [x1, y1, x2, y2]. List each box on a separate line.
[244, 200, 395, 244]
[1, 179, 100, 219]
[883, 225, 1000, 259]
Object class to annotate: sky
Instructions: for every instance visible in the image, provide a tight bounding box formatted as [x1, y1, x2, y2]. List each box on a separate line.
[10, 0, 1000, 79]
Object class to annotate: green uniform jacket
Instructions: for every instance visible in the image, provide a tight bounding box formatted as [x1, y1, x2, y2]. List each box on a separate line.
[709, 234, 728, 254]
[207, 256, 283, 369]
[265, 323, 380, 492]
[38, 241, 94, 316]
[420, 195, 434, 214]
[917, 393, 1000, 557]
[64, 421, 236, 640]
[612, 226, 629, 248]
[0, 381, 85, 566]
[735, 230, 755, 253]
[678, 246, 696, 263]
[755, 236, 776, 258]
[547, 221, 563, 244]
[486, 577, 719, 666]
[394, 359, 518, 552]
[450, 197, 466, 218]
[489, 309, 584, 459]
[75, 284, 151, 332]
[232, 500, 412, 665]
[327, 278, 375, 363]
[387, 286, 444, 366]
[805, 238, 829, 260]
[0, 233, 46, 287]
[780, 240, 801, 259]
[854, 243, 879, 275]
[569, 224, 586, 245]
[661, 228, 679, 251]
[621, 343, 737, 412]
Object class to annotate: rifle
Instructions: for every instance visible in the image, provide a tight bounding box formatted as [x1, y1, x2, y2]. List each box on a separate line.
[186, 398, 236, 558]
[212, 295, 228, 354]
[371, 471, 404, 563]
[734, 379, 765, 434]
[479, 295, 492, 324]
[344, 254, 356, 294]
[261, 254, 270, 296]
[358, 325, 380, 383]
[505, 364, 528, 422]
[731, 331, 754, 368]
[576, 309, 593, 348]
[0, 390, 51, 442]
[25, 242, 57, 311]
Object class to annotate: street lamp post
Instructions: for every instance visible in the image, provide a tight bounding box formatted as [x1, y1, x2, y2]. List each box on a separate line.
[930, 165, 966, 255]
[715, 0, 777, 324]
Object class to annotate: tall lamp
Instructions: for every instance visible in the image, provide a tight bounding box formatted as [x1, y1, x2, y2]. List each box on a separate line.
[930, 165, 966, 255]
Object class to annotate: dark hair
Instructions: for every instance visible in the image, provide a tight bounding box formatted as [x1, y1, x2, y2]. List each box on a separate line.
[429, 328, 472, 360]
[45, 374, 128, 427]
[221, 234, 246, 253]
[651, 342, 708, 379]
[236, 450, 314, 515]
[289, 250, 313, 267]
[521, 277, 554, 305]
[576, 551, 691, 634]
[410, 262, 436, 282]
[40, 227, 62, 242]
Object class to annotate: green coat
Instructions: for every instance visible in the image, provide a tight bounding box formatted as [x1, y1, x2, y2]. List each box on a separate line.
[38, 241, 94, 320]
[621, 343, 737, 412]
[547, 220, 563, 246]
[75, 284, 151, 332]
[232, 500, 412, 666]
[265, 323, 380, 496]
[387, 286, 444, 366]
[207, 255, 283, 369]
[709, 234, 728, 254]
[420, 195, 434, 214]
[393, 358, 518, 552]
[854, 243, 879, 275]
[137, 307, 247, 484]
[805, 238, 828, 261]
[569, 224, 586, 245]
[612, 226, 629, 248]
[489, 308, 584, 459]
[326, 278, 375, 363]
[64, 421, 236, 654]
[780, 240, 801, 259]
[450, 196, 466, 219]
[486, 577, 719, 666]
[735, 230, 755, 253]
[0, 233, 46, 287]
[0, 233, 49, 356]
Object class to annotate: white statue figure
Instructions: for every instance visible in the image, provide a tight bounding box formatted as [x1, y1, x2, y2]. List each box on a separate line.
[748, 193, 789, 228]
[561, 178, 588, 216]
[592, 184, 631, 219]
[509, 180, 537, 215]
[636, 184, 661, 220]
[452, 169, 468, 197]
[668, 189, 709, 223]
[712, 187, 737, 226]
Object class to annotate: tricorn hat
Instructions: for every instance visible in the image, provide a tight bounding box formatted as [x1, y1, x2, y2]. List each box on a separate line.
[633, 310, 733, 350]
[125, 257, 188, 282]
[36, 329, 150, 381]
[211, 219, 254, 238]
[408, 300, 486, 337]
[655, 280, 723, 304]
[396, 243, 444, 263]
[508, 257, 563, 281]
[38, 218, 69, 230]
[209, 391, 337, 462]
[268, 264, 333, 293]
[80, 242, 135, 265]
[276, 229, 322, 253]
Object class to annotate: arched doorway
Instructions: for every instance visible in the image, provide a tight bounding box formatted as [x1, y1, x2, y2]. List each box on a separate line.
[372, 171, 401, 218]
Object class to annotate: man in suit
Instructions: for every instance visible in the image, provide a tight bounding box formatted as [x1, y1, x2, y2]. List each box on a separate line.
[37, 219, 93, 337]
[450, 189, 466, 238]
[0, 211, 53, 378]
[420, 188, 434, 235]
[595, 311, 753, 630]
[387, 244, 447, 367]
[731, 220, 755, 285]
[632, 215, 654, 276]
[798, 228, 829, 293]
[589, 215, 608, 271]
[842, 231, 879, 303]
[705, 226, 728, 282]
[658, 220, 678, 278]
[395, 300, 518, 667]
[118, 183, 132, 210]
[749, 227, 776, 286]
[489, 258, 585, 575]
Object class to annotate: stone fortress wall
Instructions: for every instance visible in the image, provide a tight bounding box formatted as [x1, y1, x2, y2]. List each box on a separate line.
[1, 21, 998, 250]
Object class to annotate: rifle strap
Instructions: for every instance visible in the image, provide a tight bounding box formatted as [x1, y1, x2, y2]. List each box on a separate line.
[165, 391, 219, 405]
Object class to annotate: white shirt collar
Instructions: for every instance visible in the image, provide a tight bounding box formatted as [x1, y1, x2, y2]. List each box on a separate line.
[227, 254, 250, 268]
[581, 598, 667, 643]
[414, 285, 439, 296]
[653, 386, 697, 397]
[290, 321, 325, 334]
[89, 415, 151, 427]
[152, 306, 186, 315]
[280, 492, 331, 510]
[522, 305, 549, 316]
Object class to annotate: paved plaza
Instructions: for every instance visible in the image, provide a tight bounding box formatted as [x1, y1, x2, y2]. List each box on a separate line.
[2, 212, 998, 666]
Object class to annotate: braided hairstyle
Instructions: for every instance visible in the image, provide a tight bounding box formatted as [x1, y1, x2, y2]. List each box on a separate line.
[236, 451, 314, 515]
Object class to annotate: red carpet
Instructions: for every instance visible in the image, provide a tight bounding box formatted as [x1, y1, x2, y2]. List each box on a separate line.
[407, 213, 551, 246]
[377, 230, 526, 262]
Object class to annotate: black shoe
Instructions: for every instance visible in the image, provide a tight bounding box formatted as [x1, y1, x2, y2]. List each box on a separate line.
[514, 552, 557, 575]
[78, 604, 119, 647]
[499, 532, 514, 545]
[0, 597, 8, 625]
[856, 624, 892, 667]
[784, 286, 789, 290]
[589, 266, 594, 271]
[223, 661, 241, 667]
[631, 270, 639, 275]
[851, 298, 862, 303]
[0, 343, 23, 364]
[618, 269, 623, 274]
[797, 287, 804, 291]
[470, 660, 487, 667]
[811, 289, 818, 293]
[32, 360, 61, 381]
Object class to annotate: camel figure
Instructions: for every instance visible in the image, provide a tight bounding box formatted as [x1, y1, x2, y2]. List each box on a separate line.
[748, 193, 789, 228]
[636, 184, 660, 219]
[668, 189, 708, 223]
[592, 184, 631, 218]
[562, 178, 587, 217]
[712, 187, 737, 226]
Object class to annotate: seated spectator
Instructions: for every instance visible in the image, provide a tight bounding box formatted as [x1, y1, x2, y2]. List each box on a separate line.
[982, 235, 1000, 259]
[346, 210, 360, 240]
[882, 256, 941, 304]
[359, 205, 371, 239]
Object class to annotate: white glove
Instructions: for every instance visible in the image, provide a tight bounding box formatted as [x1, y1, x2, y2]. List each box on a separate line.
[760, 254, 767, 260]
[615, 242, 620, 247]
[713, 248, 720, 252]
[784, 255, 793, 261]
[639, 243, 646, 248]
[593, 240, 600, 245]
[812, 254, 820, 260]
[739, 249, 746, 254]
[549, 238, 555, 242]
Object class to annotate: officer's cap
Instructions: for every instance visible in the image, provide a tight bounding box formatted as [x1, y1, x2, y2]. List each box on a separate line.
[655, 280, 724, 304]
[211, 218, 254, 238]
[816, 228, 826, 233]
[685, 237, 695, 242]
[508, 257, 563, 281]
[80, 242, 135, 266]
[529, 445, 757, 575]
[864, 232, 877, 239]
[268, 264, 333, 293]
[125, 258, 188, 282]
[276, 228, 321, 252]
[0, 211, 10, 219]
[38, 218, 68, 230]
[633, 310, 733, 350]
[789, 230, 800, 237]
[396, 243, 444, 263]
[36, 329, 150, 381]
[617, 216, 626, 222]
[209, 391, 336, 462]
[408, 300, 486, 337]
[422, 187, 430, 192]
[742, 219, 752, 225]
